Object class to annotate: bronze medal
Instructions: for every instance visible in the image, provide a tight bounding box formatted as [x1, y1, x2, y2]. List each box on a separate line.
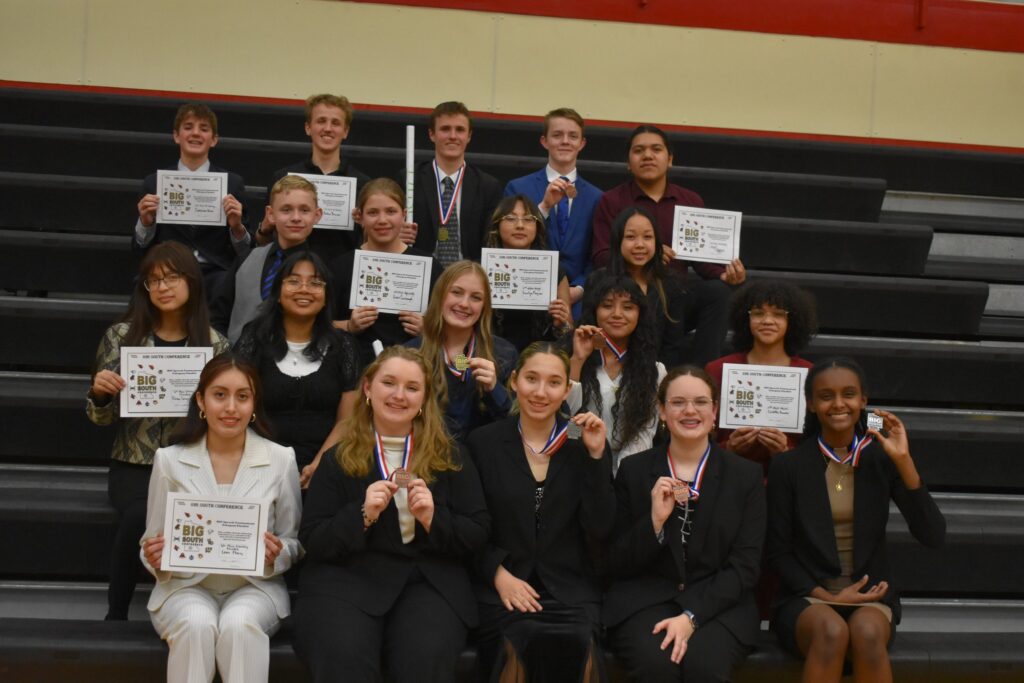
[392, 468, 412, 489]
[454, 353, 470, 371]
[438, 227, 449, 242]
[672, 481, 690, 504]
[564, 183, 577, 200]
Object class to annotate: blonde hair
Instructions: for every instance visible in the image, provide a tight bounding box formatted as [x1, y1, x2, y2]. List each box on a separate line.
[269, 175, 318, 206]
[356, 178, 405, 212]
[419, 261, 497, 407]
[335, 346, 457, 483]
[305, 93, 354, 128]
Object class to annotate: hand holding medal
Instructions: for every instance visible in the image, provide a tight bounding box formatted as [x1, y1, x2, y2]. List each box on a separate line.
[651, 477, 678, 532]
[407, 478, 434, 532]
[868, 409, 911, 465]
[571, 324, 604, 362]
[363, 479, 399, 525]
[468, 357, 497, 391]
[571, 411, 607, 460]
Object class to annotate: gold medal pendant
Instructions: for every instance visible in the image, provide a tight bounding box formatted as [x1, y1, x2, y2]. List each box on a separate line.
[438, 227, 449, 242]
[454, 353, 470, 371]
[836, 482, 843, 493]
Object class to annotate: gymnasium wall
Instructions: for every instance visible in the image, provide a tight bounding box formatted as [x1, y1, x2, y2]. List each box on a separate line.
[1, 0, 1022, 151]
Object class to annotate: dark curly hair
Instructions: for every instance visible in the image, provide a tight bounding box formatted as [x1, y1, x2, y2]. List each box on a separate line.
[802, 356, 869, 438]
[728, 279, 817, 356]
[578, 274, 659, 450]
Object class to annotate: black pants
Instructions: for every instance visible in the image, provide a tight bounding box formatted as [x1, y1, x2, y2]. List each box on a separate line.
[106, 459, 151, 619]
[293, 580, 466, 683]
[609, 602, 749, 683]
[681, 278, 732, 367]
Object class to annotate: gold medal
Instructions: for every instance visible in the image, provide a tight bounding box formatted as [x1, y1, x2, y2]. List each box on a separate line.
[438, 227, 449, 242]
[454, 354, 470, 371]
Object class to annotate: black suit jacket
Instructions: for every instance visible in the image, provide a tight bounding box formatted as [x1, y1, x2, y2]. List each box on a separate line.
[297, 444, 490, 627]
[603, 444, 765, 646]
[766, 438, 946, 624]
[135, 162, 249, 272]
[466, 417, 616, 608]
[409, 160, 502, 262]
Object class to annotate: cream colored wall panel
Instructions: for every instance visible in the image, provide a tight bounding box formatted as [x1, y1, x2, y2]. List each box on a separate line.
[0, 0, 89, 84]
[872, 44, 1024, 148]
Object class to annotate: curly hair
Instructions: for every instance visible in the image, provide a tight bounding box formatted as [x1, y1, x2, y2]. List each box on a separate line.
[578, 274, 659, 449]
[728, 279, 817, 356]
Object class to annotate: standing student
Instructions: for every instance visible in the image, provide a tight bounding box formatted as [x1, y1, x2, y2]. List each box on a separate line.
[332, 178, 442, 364]
[484, 194, 573, 352]
[568, 275, 665, 472]
[293, 346, 490, 683]
[141, 354, 303, 683]
[705, 279, 818, 476]
[257, 93, 371, 258]
[210, 175, 321, 342]
[87, 242, 229, 621]
[406, 101, 503, 265]
[504, 108, 603, 317]
[467, 343, 614, 683]
[406, 261, 517, 442]
[591, 125, 747, 365]
[604, 367, 765, 682]
[134, 103, 250, 296]
[767, 358, 946, 683]
[234, 252, 363, 487]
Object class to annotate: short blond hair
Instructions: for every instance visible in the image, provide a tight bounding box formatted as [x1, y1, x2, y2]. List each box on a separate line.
[305, 93, 354, 128]
[269, 175, 318, 206]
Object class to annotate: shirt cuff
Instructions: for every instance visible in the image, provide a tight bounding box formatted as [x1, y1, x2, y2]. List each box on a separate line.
[134, 218, 156, 247]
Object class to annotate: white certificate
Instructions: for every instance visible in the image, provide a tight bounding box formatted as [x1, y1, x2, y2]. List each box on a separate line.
[481, 248, 559, 311]
[719, 363, 808, 433]
[160, 492, 269, 577]
[672, 206, 742, 265]
[349, 250, 433, 314]
[289, 173, 356, 230]
[119, 347, 214, 418]
[156, 170, 228, 225]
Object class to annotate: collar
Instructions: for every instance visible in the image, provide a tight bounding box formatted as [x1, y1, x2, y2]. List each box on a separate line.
[177, 159, 212, 173]
[305, 156, 347, 176]
[545, 164, 578, 183]
[177, 431, 271, 469]
[629, 179, 680, 203]
[433, 158, 465, 182]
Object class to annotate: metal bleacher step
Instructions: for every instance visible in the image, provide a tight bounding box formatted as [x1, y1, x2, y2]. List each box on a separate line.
[882, 190, 1024, 238]
[924, 233, 1024, 284]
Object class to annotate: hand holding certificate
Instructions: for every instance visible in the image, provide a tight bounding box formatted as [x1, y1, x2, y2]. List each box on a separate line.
[157, 170, 229, 226]
[119, 347, 214, 417]
[672, 207, 742, 265]
[288, 173, 357, 230]
[719, 363, 808, 434]
[349, 250, 432, 314]
[481, 248, 559, 311]
[159, 493, 270, 577]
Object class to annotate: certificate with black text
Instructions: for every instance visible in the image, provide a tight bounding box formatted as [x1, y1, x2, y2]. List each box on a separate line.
[289, 173, 357, 230]
[672, 207, 742, 265]
[481, 248, 559, 311]
[119, 347, 214, 418]
[161, 493, 269, 577]
[719, 363, 808, 433]
[156, 170, 228, 225]
[349, 250, 433, 314]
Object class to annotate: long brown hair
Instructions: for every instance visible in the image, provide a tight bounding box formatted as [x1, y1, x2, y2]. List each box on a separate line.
[121, 242, 212, 347]
[419, 261, 497, 405]
[169, 353, 273, 445]
[335, 346, 457, 483]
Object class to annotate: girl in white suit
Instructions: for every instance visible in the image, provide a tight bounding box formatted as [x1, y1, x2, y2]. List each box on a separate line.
[141, 353, 303, 683]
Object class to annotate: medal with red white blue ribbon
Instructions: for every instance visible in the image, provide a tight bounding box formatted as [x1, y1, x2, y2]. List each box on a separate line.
[519, 418, 570, 458]
[599, 333, 627, 367]
[375, 429, 414, 487]
[667, 442, 711, 503]
[443, 333, 475, 381]
[817, 433, 872, 468]
[433, 160, 465, 227]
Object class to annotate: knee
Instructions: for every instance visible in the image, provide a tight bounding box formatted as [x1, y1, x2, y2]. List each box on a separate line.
[164, 608, 217, 644]
[682, 651, 729, 683]
[810, 616, 850, 658]
[219, 610, 267, 643]
[849, 617, 889, 662]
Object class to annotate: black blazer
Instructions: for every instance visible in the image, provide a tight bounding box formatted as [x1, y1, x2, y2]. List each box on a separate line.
[297, 444, 490, 627]
[409, 159, 502, 262]
[766, 438, 946, 624]
[603, 444, 765, 646]
[135, 162, 250, 272]
[466, 417, 616, 608]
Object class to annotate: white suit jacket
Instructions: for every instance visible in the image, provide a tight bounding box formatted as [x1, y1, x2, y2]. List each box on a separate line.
[141, 430, 304, 617]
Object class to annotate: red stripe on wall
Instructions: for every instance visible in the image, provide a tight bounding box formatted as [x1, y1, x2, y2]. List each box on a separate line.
[353, 0, 1024, 54]
[3, 79, 1022, 155]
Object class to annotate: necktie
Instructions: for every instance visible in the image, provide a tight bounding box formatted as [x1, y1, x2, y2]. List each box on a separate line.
[435, 176, 461, 266]
[261, 248, 283, 300]
[554, 176, 571, 245]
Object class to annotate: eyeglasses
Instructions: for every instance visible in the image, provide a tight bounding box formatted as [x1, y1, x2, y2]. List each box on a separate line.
[143, 273, 183, 291]
[500, 215, 538, 226]
[282, 277, 327, 292]
[748, 308, 789, 321]
[666, 397, 714, 410]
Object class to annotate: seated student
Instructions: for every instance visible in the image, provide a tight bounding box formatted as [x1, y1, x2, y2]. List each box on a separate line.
[88, 242, 230, 621]
[605, 366, 765, 683]
[467, 343, 614, 683]
[503, 108, 603, 317]
[568, 274, 665, 473]
[406, 261, 517, 442]
[140, 354, 302, 683]
[234, 252, 363, 487]
[332, 178, 442, 365]
[591, 125, 746, 365]
[210, 175, 321, 343]
[257, 93, 371, 259]
[596, 206, 688, 369]
[405, 101, 503, 266]
[705, 279, 818, 476]
[484, 194, 573, 352]
[768, 358, 946, 683]
[134, 103, 250, 296]
[293, 346, 490, 683]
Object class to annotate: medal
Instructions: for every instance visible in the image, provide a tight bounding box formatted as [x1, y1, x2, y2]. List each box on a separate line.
[672, 481, 690, 504]
[519, 418, 570, 457]
[866, 413, 884, 432]
[375, 429, 414, 483]
[817, 433, 872, 468]
[564, 183, 577, 200]
[443, 334, 475, 381]
[667, 443, 711, 502]
[567, 421, 582, 440]
[454, 354, 470, 371]
[438, 227, 449, 242]
[391, 468, 412, 489]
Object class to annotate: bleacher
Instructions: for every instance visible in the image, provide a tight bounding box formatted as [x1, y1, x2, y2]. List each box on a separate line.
[1, 86, 1023, 681]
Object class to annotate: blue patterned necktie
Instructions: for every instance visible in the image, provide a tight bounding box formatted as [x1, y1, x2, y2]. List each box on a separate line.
[435, 176, 461, 266]
[261, 248, 283, 300]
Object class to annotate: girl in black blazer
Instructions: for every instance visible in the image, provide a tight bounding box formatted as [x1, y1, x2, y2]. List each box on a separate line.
[293, 346, 490, 683]
[605, 365, 765, 682]
[466, 342, 615, 683]
[767, 357, 945, 683]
